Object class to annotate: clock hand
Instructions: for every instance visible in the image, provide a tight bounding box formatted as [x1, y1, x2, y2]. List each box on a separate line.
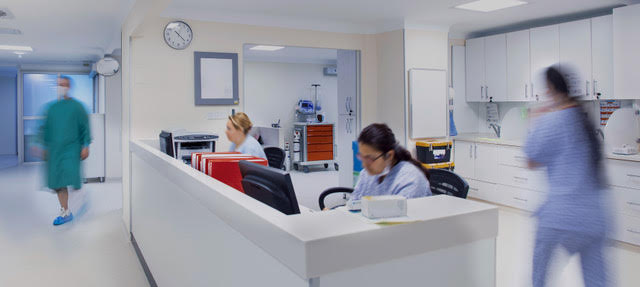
[174, 31, 186, 42]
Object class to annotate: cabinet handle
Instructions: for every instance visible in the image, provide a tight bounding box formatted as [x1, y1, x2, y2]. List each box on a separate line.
[474, 144, 477, 159]
[586, 81, 590, 97]
[513, 176, 529, 182]
[525, 84, 528, 98]
[593, 80, 598, 98]
[481, 86, 484, 99]
[626, 201, 640, 207]
[627, 229, 640, 235]
[485, 85, 489, 100]
[514, 155, 527, 160]
[513, 197, 528, 202]
[470, 187, 479, 191]
[469, 145, 473, 159]
[627, 174, 640, 178]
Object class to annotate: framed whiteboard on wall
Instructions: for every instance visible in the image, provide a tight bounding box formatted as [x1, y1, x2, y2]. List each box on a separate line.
[194, 52, 239, 105]
[408, 68, 447, 139]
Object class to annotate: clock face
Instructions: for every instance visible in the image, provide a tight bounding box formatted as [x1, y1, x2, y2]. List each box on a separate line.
[164, 21, 193, 50]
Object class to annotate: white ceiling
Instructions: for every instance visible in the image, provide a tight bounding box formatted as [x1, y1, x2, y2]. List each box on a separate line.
[243, 45, 337, 65]
[163, 0, 638, 36]
[0, 0, 134, 66]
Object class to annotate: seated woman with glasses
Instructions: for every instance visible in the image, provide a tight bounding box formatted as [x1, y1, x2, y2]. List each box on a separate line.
[351, 123, 431, 201]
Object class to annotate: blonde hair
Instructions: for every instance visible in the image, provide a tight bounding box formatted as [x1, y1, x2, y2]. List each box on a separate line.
[228, 112, 253, 135]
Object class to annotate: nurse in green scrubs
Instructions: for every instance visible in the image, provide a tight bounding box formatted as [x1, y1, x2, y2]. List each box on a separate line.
[41, 76, 91, 226]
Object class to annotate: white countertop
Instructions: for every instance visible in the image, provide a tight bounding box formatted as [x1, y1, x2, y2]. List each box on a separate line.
[453, 133, 640, 163]
[131, 139, 499, 279]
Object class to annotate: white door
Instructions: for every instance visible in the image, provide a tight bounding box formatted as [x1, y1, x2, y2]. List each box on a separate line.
[337, 115, 355, 187]
[465, 37, 485, 102]
[454, 141, 475, 179]
[591, 15, 614, 100]
[484, 34, 507, 102]
[559, 19, 592, 100]
[530, 25, 559, 101]
[507, 30, 531, 101]
[474, 143, 499, 183]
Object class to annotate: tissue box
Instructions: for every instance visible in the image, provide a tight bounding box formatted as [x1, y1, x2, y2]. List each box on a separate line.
[361, 195, 407, 219]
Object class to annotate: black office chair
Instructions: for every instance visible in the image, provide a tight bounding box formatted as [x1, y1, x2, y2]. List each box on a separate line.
[428, 169, 469, 199]
[318, 187, 354, 210]
[264, 147, 286, 170]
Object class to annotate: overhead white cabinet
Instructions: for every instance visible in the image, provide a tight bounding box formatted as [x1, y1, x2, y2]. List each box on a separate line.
[465, 37, 485, 102]
[559, 19, 592, 100]
[484, 34, 508, 102]
[506, 30, 531, 101]
[530, 25, 559, 101]
[613, 4, 640, 99]
[591, 15, 614, 100]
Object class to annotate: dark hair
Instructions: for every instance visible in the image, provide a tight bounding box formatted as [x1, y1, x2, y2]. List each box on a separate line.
[545, 66, 604, 185]
[358, 123, 430, 181]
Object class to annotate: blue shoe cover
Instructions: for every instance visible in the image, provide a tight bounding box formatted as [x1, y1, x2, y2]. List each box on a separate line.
[53, 213, 74, 226]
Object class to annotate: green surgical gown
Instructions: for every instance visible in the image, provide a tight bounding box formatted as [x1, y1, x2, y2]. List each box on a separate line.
[41, 98, 91, 190]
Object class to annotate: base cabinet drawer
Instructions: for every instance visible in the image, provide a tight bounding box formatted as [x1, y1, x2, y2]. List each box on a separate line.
[497, 164, 547, 192]
[307, 151, 333, 161]
[466, 179, 498, 202]
[610, 186, 640, 219]
[606, 159, 640, 190]
[497, 184, 545, 212]
[613, 213, 640, 246]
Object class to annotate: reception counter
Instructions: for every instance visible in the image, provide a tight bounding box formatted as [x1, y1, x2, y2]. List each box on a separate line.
[129, 139, 499, 287]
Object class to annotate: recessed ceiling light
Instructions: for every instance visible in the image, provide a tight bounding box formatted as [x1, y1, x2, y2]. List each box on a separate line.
[0, 45, 33, 51]
[249, 45, 285, 51]
[13, 51, 25, 55]
[455, 0, 527, 12]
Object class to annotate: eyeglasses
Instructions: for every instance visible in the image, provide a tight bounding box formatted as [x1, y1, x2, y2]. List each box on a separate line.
[356, 152, 385, 164]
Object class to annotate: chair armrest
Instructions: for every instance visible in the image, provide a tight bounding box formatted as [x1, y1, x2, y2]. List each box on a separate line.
[318, 187, 354, 210]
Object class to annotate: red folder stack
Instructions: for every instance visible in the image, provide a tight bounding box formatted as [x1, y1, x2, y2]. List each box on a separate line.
[190, 152, 268, 192]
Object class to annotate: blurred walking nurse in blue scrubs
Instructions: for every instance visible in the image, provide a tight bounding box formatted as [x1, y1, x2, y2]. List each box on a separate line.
[524, 66, 611, 287]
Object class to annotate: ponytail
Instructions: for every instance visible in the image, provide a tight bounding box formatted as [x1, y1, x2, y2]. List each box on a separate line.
[392, 144, 431, 181]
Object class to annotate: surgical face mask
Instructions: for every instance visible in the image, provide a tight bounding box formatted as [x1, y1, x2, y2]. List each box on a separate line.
[57, 86, 69, 97]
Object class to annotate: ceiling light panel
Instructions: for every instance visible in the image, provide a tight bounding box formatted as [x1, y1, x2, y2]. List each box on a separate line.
[249, 45, 285, 51]
[455, 0, 527, 12]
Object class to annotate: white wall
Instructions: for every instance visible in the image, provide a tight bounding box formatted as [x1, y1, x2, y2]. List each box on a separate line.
[404, 29, 449, 154]
[244, 61, 337, 146]
[0, 74, 17, 155]
[451, 44, 481, 134]
[105, 55, 123, 178]
[375, 30, 406, 145]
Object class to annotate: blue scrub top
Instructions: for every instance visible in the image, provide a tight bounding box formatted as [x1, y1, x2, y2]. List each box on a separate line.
[350, 161, 432, 201]
[229, 135, 267, 160]
[524, 107, 610, 235]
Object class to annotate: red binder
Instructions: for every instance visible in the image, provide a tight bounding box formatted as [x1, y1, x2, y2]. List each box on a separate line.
[206, 157, 268, 193]
[191, 152, 242, 171]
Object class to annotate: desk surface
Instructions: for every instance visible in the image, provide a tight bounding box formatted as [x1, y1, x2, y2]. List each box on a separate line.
[131, 139, 499, 279]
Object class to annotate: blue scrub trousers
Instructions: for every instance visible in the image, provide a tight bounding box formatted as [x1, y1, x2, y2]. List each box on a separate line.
[532, 227, 608, 287]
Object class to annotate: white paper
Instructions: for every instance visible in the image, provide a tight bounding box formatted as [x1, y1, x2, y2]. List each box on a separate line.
[200, 58, 233, 100]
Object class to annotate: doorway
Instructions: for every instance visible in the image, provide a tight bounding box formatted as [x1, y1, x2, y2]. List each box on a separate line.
[0, 67, 18, 169]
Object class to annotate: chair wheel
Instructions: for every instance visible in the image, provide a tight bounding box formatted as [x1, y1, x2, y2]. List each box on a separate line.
[303, 166, 310, 173]
[334, 163, 339, 171]
[324, 164, 329, 168]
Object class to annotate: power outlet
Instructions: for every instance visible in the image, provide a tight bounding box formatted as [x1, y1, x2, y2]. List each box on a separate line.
[207, 111, 227, 120]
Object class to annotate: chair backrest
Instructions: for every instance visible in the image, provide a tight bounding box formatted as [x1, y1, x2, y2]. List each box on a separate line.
[264, 147, 286, 170]
[428, 169, 469, 199]
[319, 187, 354, 210]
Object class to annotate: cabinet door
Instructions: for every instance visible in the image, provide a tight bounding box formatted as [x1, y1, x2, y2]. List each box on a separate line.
[507, 30, 531, 101]
[454, 141, 475, 179]
[559, 19, 593, 100]
[591, 15, 614, 100]
[474, 143, 499, 183]
[530, 25, 559, 101]
[484, 34, 508, 102]
[613, 4, 640, 100]
[465, 37, 485, 102]
[337, 49, 358, 115]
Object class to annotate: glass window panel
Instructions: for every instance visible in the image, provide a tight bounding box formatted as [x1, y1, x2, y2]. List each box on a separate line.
[62, 74, 94, 113]
[23, 119, 44, 162]
[22, 73, 57, 117]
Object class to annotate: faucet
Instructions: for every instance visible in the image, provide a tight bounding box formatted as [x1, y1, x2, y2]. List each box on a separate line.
[489, 123, 501, 138]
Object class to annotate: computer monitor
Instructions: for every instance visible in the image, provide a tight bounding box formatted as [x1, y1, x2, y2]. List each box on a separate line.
[238, 160, 301, 215]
